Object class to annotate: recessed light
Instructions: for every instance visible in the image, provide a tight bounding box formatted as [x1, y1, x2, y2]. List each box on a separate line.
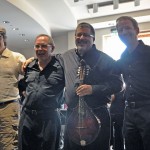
[24, 39, 29, 42]
[19, 34, 25, 36]
[3, 21, 10, 24]
[12, 28, 19, 30]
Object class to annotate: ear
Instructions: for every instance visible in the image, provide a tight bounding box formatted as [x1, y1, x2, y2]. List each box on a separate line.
[93, 37, 95, 42]
[136, 27, 140, 35]
[51, 45, 55, 53]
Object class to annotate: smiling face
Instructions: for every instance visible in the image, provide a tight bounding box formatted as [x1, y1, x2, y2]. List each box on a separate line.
[116, 18, 139, 47]
[75, 25, 95, 56]
[34, 35, 54, 62]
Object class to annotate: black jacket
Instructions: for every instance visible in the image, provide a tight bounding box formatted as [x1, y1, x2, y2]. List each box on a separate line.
[57, 44, 122, 108]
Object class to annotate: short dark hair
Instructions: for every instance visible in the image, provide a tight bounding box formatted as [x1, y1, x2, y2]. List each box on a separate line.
[116, 16, 139, 29]
[75, 22, 95, 38]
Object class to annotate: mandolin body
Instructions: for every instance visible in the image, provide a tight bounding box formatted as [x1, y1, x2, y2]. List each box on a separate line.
[66, 59, 101, 146]
[66, 100, 101, 146]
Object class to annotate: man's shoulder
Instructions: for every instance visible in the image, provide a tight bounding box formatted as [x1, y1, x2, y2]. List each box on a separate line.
[12, 50, 25, 57]
[11, 51, 26, 62]
[60, 48, 76, 60]
[2, 48, 12, 57]
[63, 48, 76, 55]
[143, 43, 150, 51]
[52, 56, 63, 68]
[97, 49, 115, 62]
[3, 48, 25, 59]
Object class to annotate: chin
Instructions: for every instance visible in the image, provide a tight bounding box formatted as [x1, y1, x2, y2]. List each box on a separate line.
[77, 45, 86, 50]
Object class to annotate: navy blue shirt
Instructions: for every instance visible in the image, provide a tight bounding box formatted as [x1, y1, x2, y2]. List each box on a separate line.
[23, 56, 65, 110]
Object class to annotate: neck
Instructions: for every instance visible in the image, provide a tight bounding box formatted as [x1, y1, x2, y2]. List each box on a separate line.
[127, 40, 139, 53]
[0, 47, 6, 55]
[38, 56, 52, 70]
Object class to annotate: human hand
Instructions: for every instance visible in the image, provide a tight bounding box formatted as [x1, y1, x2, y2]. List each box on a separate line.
[76, 84, 92, 96]
[21, 57, 35, 72]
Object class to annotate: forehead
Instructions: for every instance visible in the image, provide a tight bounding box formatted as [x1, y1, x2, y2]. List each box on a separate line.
[76, 27, 91, 33]
[117, 19, 133, 27]
[35, 36, 49, 43]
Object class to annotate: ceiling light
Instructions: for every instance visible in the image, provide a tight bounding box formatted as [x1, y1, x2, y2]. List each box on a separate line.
[113, 0, 119, 9]
[134, 0, 140, 6]
[93, 3, 98, 13]
[12, 28, 19, 31]
[19, 34, 25, 36]
[3, 21, 10, 24]
[24, 39, 29, 42]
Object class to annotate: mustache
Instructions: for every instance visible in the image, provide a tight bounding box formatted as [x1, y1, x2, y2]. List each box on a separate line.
[77, 40, 88, 44]
[36, 50, 45, 55]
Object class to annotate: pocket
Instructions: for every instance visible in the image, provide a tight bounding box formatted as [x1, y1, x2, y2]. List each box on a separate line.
[25, 76, 35, 83]
[47, 78, 59, 85]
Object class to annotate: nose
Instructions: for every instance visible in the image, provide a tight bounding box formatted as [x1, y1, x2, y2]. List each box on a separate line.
[79, 34, 85, 39]
[38, 45, 43, 49]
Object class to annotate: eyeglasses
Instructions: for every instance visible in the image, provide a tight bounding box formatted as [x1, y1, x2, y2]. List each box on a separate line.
[34, 44, 51, 49]
[0, 34, 3, 39]
[75, 33, 94, 38]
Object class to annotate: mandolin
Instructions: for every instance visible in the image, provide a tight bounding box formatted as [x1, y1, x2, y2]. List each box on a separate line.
[66, 59, 101, 146]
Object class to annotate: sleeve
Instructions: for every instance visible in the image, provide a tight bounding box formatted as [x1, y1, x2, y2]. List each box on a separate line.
[13, 52, 26, 75]
[92, 74, 123, 97]
[91, 56, 123, 97]
[18, 77, 27, 104]
[55, 53, 64, 69]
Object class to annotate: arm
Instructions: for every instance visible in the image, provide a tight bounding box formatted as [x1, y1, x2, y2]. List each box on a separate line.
[92, 73, 123, 97]
[77, 55, 123, 97]
[21, 57, 35, 73]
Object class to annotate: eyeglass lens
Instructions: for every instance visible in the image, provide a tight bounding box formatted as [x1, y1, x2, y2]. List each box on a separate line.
[76, 33, 94, 38]
[34, 44, 50, 49]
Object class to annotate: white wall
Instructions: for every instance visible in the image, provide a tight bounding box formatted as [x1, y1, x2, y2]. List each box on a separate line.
[22, 21, 150, 58]
[53, 34, 68, 54]
[16, 21, 150, 59]
[54, 21, 150, 53]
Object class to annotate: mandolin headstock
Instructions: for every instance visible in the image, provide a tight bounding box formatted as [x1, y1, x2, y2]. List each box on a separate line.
[77, 59, 90, 83]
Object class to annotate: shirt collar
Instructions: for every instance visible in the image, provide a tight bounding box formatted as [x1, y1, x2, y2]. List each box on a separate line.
[1, 48, 11, 58]
[28, 56, 58, 70]
[122, 40, 145, 56]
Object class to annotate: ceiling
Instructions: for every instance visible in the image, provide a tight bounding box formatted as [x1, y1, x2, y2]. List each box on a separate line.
[0, 0, 150, 58]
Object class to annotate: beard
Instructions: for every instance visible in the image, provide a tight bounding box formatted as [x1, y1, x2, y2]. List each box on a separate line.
[76, 40, 91, 57]
[77, 46, 86, 57]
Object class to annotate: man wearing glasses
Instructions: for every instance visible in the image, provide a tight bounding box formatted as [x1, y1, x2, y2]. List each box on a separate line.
[18, 34, 65, 150]
[56, 22, 122, 150]
[23, 23, 122, 150]
[0, 26, 26, 150]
